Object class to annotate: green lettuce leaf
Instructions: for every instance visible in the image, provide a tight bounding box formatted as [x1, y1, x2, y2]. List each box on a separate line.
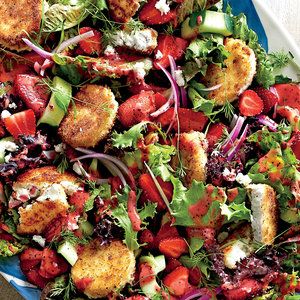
[220, 202, 251, 223]
[0, 240, 25, 257]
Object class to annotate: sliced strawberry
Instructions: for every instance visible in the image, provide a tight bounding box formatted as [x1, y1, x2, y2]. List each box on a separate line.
[238, 90, 264, 116]
[189, 267, 202, 286]
[118, 91, 156, 128]
[0, 60, 30, 87]
[159, 237, 188, 259]
[139, 173, 173, 211]
[287, 132, 300, 160]
[274, 83, 300, 110]
[253, 86, 278, 113]
[165, 258, 182, 273]
[222, 279, 262, 300]
[206, 123, 228, 148]
[139, 262, 156, 286]
[154, 92, 169, 108]
[163, 266, 190, 296]
[74, 277, 94, 292]
[139, 229, 155, 249]
[39, 248, 69, 279]
[154, 35, 189, 69]
[68, 191, 90, 214]
[3, 109, 36, 138]
[156, 108, 208, 132]
[139, 0, 176, 26]
[25, 267, 50, 288]
[20, 259, 41, 272]
[125, 296, 150, 300]
[43, 214, 67, 242]
[79, 27, 102, 56]
[156, 222, 180, 246]
[20, 248, 43, 261]
[15, 74, 49, 116]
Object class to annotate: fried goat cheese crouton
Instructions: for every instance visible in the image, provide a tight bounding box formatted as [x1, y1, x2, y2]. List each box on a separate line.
[247, 184, 278, 245]
[58, 84, 118, 148]
[222, 224, 253, 269]
[9, 166, 80, 235]
[202, 38, 256, 106]
[0, 0, 42, 51]
[107, 0, 141, 23]
[174, 131, 208, 186]
[71, 240, 135, 298]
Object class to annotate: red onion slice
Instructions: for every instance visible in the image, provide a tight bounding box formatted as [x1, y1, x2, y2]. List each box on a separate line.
[257, 115, 278, 131]
[150, 95, 174, 118]
[168, 55, 181, 108]
[180, 86, 188, 108]
[227, 124, 249, 161]
[75, 148, 136, 190]
[222, 116, 245, 154]
[56, 30, 95, 53]
[230, 114, 238, 129]
[22, 38, 53, 59]
[179, 289, 212, 300]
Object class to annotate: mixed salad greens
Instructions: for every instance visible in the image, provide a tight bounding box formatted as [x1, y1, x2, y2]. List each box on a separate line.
[0, 0, 300, 299]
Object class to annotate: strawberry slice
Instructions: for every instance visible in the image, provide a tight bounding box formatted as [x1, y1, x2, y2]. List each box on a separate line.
[253, 86, 278, 113]
[274, 83, 300, 110]
[156, 222, 180, 246]
[163, 266, 190, 296]
[154, 35, 189, 69]
[139, 262, 156, 286]
[139, 0, 176, 26]
[125, 296, 150, 300]
[238, 90, 264, 116]
[25, 267, 50, 288]
[68, 191, 90, 214]
[139, 229, 155, 249]
[79, 27, 102, 56]
[206, 123, 228, 148]
[158, 237, 188, 258]
[287, 132, 300, 160]
[39, 248, 69, 279]
[20, 248, 43, 261]
[15, 74, 49, 116]
[189, 267, 202, 286]
[118, 91, 156, 128]
[43, 214, 67, 242]
[165, 258, 182, 273]
[138, 173, 173, 211]
[3, 109, 36, 138]
[156, 108, 208, 132]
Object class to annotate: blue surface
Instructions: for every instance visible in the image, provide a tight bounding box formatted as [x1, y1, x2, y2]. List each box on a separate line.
[223, 0, 269, 51]
[0, 1, 269, 299]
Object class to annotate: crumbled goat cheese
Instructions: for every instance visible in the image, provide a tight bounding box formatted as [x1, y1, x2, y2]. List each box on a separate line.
[54, 143, 65, 153]
[155, 0, 170, 15]
[1, 110, 11, 120]
[37, 184, 67, 203]
[132, 61, 146, 79]
[174, 70, 185, 87]
[0, 141, 18, 153]
[155, 50, 163, 60]
[236, 173, 252, 186]
[4, 153, 12, 163]
[104, 45, 116, 56]
[33, 235, 46, 247]
[111, 29, 156, 52]
[15, 187, 31, 201]
[60, 181, 79, 195]
[8, 102, 17, 109]
[222, 168, 236, 182]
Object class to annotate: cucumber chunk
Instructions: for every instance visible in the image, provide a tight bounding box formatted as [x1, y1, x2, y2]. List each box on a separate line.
[182, 10, 233, 39]
[57, 240, 78, 266]
[0, 137, 16, 163]
[38, 76, 72, 127]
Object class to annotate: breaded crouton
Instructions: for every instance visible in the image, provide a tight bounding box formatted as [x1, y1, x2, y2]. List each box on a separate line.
[247, 184, 278, 245]
[222, 224, 253, 269]
[17, 195, 69, 235]
[0, 0, 42, 51]
[71, 240, 135, 298]
[202, 38, 256, 106]
[108, 0, 141, 23]
[174, 131, 208, 186]
[58, 85, 118, 148]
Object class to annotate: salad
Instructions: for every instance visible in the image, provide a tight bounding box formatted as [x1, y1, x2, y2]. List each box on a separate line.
[0, 0, 300, 299]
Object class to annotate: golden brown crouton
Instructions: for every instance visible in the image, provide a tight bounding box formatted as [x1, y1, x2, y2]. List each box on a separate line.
[58, 84, 118, 148]
[247, 184, 278, 245]
[17, 198, 68, 235]
[108, 0, 141, 23]
[0, 0, 42, 51]
[71, 240, 135, 298]
[174, 131, 208, 187]
[202, 38, 256, 106]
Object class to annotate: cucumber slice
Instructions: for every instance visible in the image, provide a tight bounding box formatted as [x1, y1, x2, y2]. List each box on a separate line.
[182, 10, 233, 39]
[38, 76, 72, 127]
[79, 220, 94, 236]
[57, 241, 78, 266]
[0, 137, 16, 163]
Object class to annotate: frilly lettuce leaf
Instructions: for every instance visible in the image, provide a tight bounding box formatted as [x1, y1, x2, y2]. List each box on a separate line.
[220, 202, 251, 224]
[0, 240, 25, 257]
